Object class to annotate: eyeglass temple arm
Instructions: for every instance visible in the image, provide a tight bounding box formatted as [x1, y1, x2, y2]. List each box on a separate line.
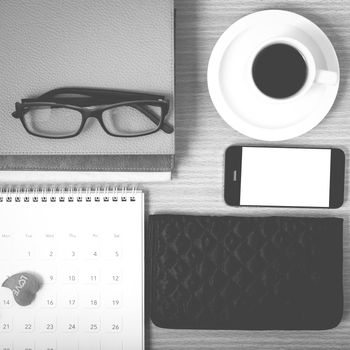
[39, 87, 165, 101]
[23, 96, 162, 108]
[132, 105, 174, 134]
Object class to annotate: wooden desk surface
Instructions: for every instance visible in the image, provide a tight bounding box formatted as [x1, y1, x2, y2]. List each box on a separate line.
[145, 0, 350, 349]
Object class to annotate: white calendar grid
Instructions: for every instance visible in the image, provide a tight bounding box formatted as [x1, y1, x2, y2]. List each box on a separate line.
[0, 191, 144, 350]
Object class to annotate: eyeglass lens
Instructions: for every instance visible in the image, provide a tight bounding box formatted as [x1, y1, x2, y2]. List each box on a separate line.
[23, 106, 83, 138]
[102, 105, 162, 136]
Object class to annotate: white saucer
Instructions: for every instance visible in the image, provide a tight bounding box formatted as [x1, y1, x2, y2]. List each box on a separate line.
[207, 10, 340, 141]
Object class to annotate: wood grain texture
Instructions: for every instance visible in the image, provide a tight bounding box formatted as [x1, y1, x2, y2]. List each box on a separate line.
[144, 1, 350, 349]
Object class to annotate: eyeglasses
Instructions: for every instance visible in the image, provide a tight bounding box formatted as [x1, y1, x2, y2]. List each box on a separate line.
[12, 88, 173, 139]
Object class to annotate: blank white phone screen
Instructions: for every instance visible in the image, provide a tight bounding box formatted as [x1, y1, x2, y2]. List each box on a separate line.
[240, 147, 332, 207]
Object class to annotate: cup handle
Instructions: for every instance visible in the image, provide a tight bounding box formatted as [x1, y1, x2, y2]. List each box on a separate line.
[315, 70, 339, 85]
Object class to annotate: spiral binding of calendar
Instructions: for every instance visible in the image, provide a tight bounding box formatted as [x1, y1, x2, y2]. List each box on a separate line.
[0, 186, 139, 203]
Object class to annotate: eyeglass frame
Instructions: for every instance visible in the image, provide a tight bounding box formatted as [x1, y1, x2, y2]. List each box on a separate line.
[12, 87, 173, 139]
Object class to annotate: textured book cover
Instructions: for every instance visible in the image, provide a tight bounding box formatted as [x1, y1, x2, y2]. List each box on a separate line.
[0, 0, 175, 182]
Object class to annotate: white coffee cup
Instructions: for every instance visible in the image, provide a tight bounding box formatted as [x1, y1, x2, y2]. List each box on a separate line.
[247, 36, 339, 102]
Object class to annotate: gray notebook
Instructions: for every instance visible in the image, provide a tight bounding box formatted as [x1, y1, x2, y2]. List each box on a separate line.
[0, 0, 174, 183]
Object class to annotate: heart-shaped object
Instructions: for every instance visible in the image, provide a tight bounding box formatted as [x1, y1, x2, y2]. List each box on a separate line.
[2, 272, 42, 306]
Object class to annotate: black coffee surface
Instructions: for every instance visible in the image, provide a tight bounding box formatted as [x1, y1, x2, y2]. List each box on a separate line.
[252, 43, 308, 99]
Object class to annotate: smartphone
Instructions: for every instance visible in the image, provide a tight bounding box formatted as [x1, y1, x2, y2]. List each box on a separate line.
[225, 146, 345, 208]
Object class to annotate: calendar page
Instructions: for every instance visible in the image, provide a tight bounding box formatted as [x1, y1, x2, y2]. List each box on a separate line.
[0, 189, 144, 350]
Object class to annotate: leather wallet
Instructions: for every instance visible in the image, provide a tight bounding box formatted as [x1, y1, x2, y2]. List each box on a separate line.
[149, 215, 343, 330]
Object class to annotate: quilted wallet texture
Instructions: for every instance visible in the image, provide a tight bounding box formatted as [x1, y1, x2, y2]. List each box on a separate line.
[149, 215, 343, 330]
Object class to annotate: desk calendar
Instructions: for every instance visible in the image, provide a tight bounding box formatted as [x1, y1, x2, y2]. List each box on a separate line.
[0, 187, 144, 350]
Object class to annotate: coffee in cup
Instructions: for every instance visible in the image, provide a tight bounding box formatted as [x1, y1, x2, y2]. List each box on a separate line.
[249, 37, 338, 101]
[252, 43, 308, 99]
